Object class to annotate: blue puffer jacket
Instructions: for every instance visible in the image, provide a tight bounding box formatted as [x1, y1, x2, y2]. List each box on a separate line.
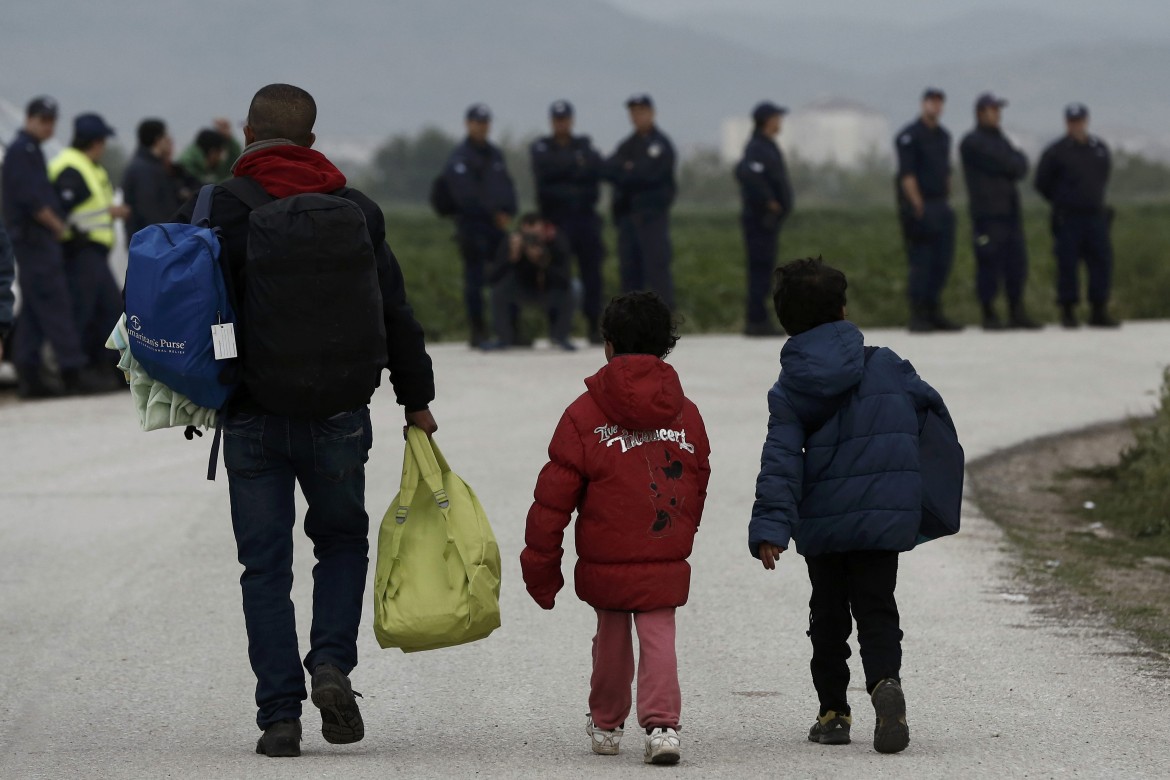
[749, 321, 952, 558]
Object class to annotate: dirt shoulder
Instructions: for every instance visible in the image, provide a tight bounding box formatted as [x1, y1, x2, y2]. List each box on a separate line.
[968, 419, 1170, 665]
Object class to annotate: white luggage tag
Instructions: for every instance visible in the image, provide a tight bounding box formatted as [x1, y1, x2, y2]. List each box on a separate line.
[211, 320, 237, 360]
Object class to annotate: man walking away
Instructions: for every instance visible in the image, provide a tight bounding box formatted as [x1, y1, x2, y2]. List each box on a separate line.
[735, 101, 793, 337]
[438, 104, 518, 347]
[49, 112, 131, 389]
[1034, 103, 1119, 329]
[895, 88, 962, 333]
[176, 83, 437, 758]
[1, 96, 95, 398]
[531, 100, 605, 343]
[959, 93, 1040, 331]
[603, 94, 677, 310]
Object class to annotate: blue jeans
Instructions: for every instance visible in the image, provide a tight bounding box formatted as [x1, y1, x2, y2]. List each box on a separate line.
[224, 407, 372, 729]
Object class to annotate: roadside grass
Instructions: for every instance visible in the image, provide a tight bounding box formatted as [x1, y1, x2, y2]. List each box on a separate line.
[384, 204, 1170, 342]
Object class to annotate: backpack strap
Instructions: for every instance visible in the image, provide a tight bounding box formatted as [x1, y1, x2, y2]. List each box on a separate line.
[219, 176, 274, 211]
[206, 416, 224, 481]
[192, 184, 218, 226]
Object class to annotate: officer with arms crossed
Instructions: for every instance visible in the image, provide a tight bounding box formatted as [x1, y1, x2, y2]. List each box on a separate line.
[735, 101, 793, 337]
[438, 103, 518, 347]
[49, 112, 131, 388]
[895, 88, 962, 333]
[959, 93, 1040, 331]
[604, 94, 677, 309]
[1034, 103, 1119, 329]
[0, 96, 96, 397]
[176, 83, 437, 759]
[530, 100, 605, 343]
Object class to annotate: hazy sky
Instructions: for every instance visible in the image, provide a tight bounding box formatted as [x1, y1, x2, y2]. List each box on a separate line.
[611, 0, 1170, 35]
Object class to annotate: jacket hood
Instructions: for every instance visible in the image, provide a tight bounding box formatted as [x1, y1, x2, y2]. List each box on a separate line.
[585, 355, 685, 430]
[779, 321, 865, 398]
[231, 142, 346, 198]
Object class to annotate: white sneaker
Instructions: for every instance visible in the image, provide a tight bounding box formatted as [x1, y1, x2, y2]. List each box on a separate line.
[586, 715, 623, 755]
[644, 726, 681, 765]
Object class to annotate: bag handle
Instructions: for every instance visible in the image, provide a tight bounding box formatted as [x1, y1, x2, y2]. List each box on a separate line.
[406, 426, 449, 511]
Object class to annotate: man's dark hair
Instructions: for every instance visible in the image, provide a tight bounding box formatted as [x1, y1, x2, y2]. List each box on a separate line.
[137, 118, 166, 149]
[247, 84, 316, 145]
[519, 212, 542, 228]
[601, 291, 679, 358]
[195, 128, 228, 155]
[772, 257, 848, 336]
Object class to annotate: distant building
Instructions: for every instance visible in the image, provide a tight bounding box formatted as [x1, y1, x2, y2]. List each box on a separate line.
[721, 98, 892, 168]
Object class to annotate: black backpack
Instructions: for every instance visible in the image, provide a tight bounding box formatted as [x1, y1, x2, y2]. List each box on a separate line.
[221, 177, 388, 418]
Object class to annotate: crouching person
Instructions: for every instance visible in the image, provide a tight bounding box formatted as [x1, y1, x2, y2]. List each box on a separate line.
[521, 292, 711, 764]
[482, 212, 577, 351]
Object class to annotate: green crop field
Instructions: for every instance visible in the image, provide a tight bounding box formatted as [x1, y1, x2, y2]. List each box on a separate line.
[382, 204, 1170, 342]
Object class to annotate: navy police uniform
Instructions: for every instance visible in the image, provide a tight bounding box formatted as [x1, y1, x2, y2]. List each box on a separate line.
[735, 101, 793, 333]
[895, 96, 956, 326]
[440, 104, 518, 341]
[530, 100, 605, 336]
[959, 95, 1032, 325]
[0, 99, 86, 378]
[603, 95, 677, 309]
[1034, 104, 1113, 323]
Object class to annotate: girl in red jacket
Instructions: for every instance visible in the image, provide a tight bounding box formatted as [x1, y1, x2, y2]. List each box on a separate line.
[521, 292, 711, 766]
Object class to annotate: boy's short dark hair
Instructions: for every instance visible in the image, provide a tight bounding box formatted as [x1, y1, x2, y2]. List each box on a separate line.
[137, 118, 167, 149]
[772, 257, 848, 336]
[601, 292, 679, 358]
[195, 128, 228, 155]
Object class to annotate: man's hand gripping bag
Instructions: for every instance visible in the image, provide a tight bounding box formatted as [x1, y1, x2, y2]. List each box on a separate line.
[373, 427, 501, 652]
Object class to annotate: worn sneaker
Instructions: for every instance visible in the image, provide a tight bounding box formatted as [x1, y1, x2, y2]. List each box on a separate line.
[871, 678, 910, 754]
[310, 664, 364, 744]
[255, 718, 301, 757]
[644, 726, 681, 765]
[807, 710, 852, 745]
[586, 715, 623, 755]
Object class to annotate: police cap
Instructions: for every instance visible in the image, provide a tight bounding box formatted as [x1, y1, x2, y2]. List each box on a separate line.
[1065, 102, 1089, 121]
[625, 93, 654, 109]
[751, 101, 787, 124]
[975, 92, 1008, 111]
[74, 113, 116, 140]
[466, 103, 492, 123]
[550, 100, 574, 118]
[26, 95, 59, 120]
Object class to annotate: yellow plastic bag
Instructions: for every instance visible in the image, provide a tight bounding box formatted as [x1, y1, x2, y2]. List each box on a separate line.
[373, 427, 501, 652]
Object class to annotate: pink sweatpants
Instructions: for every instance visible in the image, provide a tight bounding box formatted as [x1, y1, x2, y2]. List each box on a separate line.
[589, 607, 681, 730]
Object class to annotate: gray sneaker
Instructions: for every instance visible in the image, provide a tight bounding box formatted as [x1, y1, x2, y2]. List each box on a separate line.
[644, 726, 681, 765]
[311, 664, 365, 744]
[871, 678, 910, 754]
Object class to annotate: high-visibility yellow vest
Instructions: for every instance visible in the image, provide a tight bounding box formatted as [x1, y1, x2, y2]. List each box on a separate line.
[48, 147, 116, 248]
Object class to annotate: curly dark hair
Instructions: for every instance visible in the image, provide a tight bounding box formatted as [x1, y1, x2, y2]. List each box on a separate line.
[601, 291, 679, 358]
[772, 257, 848, 336]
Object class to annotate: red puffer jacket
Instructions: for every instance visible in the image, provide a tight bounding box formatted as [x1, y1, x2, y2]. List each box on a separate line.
[521, 355, 711, 612]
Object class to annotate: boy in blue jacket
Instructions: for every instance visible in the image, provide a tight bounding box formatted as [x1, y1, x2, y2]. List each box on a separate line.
[750, 258, 954, 755]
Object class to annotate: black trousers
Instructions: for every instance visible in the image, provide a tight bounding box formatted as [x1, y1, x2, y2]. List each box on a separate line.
[1053, 210, 1112, 305]
[551, 212, 605, 323]
[741, 214, 779, 326]
[616, 212, 674, 309]
[64, 241, 122, 366]
[973, 216, 1028, 307]
[902, 201, 956, 309]
[805, 550, 902, 716]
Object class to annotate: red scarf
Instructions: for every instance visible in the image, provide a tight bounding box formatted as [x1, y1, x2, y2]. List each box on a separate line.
[232, 144, 346, 198]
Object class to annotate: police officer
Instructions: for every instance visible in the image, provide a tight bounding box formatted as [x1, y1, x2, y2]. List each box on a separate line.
[49, 113, 131, 385]
[1035, 103, 1118, 329]
[735, 101, 793, 337]
[603, 94, 677, 309]
[896, 88, 962, 333]
[530, 99, 605, 343]
[959, 93, 1040, 331]
[0, 215, 14, 361]
[438, 103, 518, 346]
[0, 96, 93, 397]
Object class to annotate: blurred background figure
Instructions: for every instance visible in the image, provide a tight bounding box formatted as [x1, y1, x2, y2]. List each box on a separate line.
[604, 94, 677, 310]
[960, 93, 1039, 331]
[735, 100, 792, 337]
[0, 215, 14, 364]
[49, 112, 129, 390]
[178, 118, 242, 184]
[1035, 103, 1119, 329]
[895, 88, 962, 333]
[482, 213, 576, 352]
[1, 96, 96, 398]
[436, 103, 518, 347]
[530, 100, 605, 344]
[121, 118, 181, 239]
